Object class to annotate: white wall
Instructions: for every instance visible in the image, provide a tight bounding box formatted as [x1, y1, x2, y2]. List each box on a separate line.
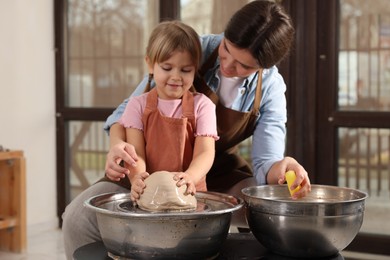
[0, 0, 57, 235]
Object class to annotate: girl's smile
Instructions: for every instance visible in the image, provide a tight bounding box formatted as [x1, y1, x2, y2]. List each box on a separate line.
[148, 50, 196, 100]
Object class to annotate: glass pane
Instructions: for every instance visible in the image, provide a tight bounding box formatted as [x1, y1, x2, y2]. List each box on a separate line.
[67, 121, 109, 201]
[180, 0, 252, 35]
[338, 127, 390, 235]
[338, 0, 390, 111]
[66, 0, 159, 108]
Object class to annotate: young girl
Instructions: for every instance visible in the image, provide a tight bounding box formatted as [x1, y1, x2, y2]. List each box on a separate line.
[117, 21, 219, 202]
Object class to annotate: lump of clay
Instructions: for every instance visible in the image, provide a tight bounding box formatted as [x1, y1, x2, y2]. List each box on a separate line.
[137, 171, 197, 212]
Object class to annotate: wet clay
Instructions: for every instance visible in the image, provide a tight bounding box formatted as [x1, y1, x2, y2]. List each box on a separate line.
[137, 171, 197, 212]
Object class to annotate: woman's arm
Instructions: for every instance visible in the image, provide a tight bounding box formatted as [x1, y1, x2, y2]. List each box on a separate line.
[251, 67, 287, 185]
[251, 68, 311, 197]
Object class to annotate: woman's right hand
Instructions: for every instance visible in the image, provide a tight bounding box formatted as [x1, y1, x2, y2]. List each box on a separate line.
[105, 141, 138, 181]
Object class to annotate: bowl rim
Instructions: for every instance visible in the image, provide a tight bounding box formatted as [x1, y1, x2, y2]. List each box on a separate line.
[241, 184, 368, 204]
[84, 191, 244, 218]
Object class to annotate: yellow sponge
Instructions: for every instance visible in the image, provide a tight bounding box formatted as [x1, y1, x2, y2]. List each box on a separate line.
[286, 170, 301, 196]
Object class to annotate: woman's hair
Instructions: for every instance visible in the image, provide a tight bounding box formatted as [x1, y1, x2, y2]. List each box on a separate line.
[146, 20, 202, 72]
[224, 0, 294, 69]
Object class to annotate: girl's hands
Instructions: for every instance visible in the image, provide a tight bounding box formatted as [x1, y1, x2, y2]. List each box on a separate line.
[173, 172, 196, 196]
[131, 171, 196, 204]
[130, 171, 149, 202]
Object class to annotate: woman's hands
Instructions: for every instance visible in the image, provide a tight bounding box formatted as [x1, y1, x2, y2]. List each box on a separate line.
[267, 156, 311, 199]
[105, 141, 138, 181]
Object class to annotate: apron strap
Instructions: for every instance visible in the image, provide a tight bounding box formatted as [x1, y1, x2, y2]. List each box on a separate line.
[200, 48, 219, 76]
[181, 90, 196, 131]
[143, 88, 158, 118]
[252, 69, 263, 116]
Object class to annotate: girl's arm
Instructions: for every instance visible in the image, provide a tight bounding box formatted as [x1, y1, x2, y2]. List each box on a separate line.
[175, 94, 218, 194]
[175, 136, 215, 195]
[125, 128, 148, 201]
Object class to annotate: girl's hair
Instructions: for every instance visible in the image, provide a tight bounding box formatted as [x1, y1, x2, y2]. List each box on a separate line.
[224, 0, 294, 69]
[146, 20, 202, 72]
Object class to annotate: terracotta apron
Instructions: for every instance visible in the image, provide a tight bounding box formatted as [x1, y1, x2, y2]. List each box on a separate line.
[142, 88, 206, 191]
[193, 48, 262, 192]
[99, 88, 207, 192]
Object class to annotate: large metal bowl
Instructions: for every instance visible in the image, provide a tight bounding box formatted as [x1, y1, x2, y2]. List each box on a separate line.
[241, 185, 367, 258]
[84, 191, 243, 259]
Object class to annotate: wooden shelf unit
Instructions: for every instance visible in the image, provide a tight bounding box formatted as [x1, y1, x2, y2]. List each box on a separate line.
[0, 150, 26, 253]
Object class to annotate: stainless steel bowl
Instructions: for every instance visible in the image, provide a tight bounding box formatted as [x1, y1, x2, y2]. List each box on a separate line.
[241, 185, 367, 258]
[84, 191, 243, 259]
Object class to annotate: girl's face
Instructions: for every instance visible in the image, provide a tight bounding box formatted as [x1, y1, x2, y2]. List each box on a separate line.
[218, 38, 260, 78]
[147, 50, 196, 100]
